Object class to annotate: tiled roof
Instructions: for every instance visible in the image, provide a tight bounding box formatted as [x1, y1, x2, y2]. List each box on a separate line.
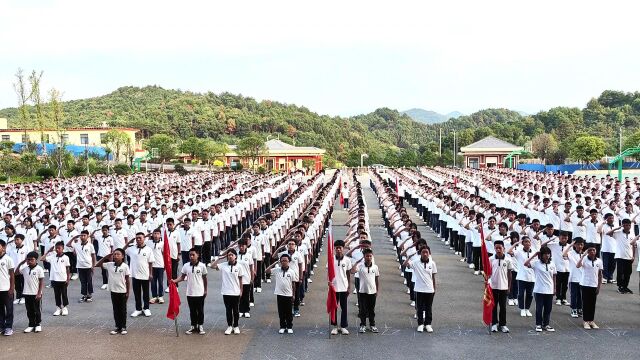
[462, 136, 519, 149]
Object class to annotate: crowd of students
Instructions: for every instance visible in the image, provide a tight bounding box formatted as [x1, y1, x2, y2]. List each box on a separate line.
[0, 170, 337, 336]
[387, 165, 640, 332]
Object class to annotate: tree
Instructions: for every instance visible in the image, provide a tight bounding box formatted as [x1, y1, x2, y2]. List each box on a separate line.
[20, 153, 40, 176]
[29, 71, 47, 156]
[145, 134, 176, 171]
[623, 129, 640, 160]
[200, 140, 228, 167]
[48, 88, 66, 177]
[569, 136, 606, 165]
[179, 137, 204, 160]
[531, 133, 558, 165]
[237, 135, 266, 171]
[103, 129, 131, 163]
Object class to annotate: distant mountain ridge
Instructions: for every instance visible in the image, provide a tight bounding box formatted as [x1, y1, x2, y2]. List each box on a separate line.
[402, 108, 463, 124]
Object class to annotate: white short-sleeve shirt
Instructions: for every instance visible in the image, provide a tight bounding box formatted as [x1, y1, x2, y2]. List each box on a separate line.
[409, 259, 437, 293]
[580, 257, 602, 287]
[105, 262, 130, 293]
[73, 241, 95, 269]
[125, 245, 155, 280]
[532, 260, 557, 294]
[331, 256, 352, 293]
[489, 255, 514, 290]
[0, 255, 14, 291]
[356, 263, 379, 294]
[46, 253, 70, 282]
[19, 264, 44, 295]
[218, 262, 246, 296]
[273, 265, 294, 297]
[181, 262, 208, 297]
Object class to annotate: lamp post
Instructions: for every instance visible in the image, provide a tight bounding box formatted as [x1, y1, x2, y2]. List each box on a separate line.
[360, 153, 369, 168]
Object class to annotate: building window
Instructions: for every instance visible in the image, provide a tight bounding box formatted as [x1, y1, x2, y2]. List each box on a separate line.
[1, 135, 9, 142]
[21, 134, 29, 143]
[468, 157, 479, 169]
[100, 133, 106, 144]
[80, 134, 89, 145]
[61, 134, 69, 144]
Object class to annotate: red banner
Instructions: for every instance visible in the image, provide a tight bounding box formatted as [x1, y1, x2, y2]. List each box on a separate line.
[163, 225, 181, 320]
[326, 221, 337, 323]
[479, 225, 494, 326]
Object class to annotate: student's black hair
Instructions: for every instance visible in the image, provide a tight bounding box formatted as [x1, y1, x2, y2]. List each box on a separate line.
[494, 240, 505, 248]
[113, 248, 126, 257]
[189, 248, 199, 255]
[80, 230, 89, 235]
[0, 240, 6, 247]
[15, 234, 25, 240]
[279, 253, 291, 261]
[226, 248, 238, 256]
[238, 239, 248, 246]
[26, 251, 39, 260]
[538, 246, 552, 261]
[362, 248, 373, 256]
[572, 237, 585, 244]
[622, 218, 632, 225]
[333, 239, 345, 248]
[55, 241, 64, 248]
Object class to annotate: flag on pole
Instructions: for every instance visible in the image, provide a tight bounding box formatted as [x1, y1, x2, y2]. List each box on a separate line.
[338, 175, 344, 205]
[453, 176, 458, 188]
[479, 225, 494, 326]
[326, 220, 338, 323]
[163, 225, 181, 320]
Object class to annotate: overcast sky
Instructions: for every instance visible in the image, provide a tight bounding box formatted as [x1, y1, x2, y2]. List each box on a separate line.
[1, 0, 638, 117]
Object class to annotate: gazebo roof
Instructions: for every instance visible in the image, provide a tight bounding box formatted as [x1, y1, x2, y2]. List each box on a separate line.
[460, 136, 522, 153]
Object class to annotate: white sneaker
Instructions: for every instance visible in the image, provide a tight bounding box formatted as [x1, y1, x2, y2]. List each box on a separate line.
[158, 297, 165, 304]
[185, 326, 195, 335]
[459, 258, 465, 262]
[514, 299, 519, 306]
[71, 274, 78, 280]
[249, 302, 255, 307]
[34, 326, 42, 333]
[474, 271, 480, 275]
[308, 279, 313, 283]
[130, 310, 142, 317]
[525, 310, 532, 317]
[198, 326, 206, 335]
[501, 326, 510, 333]
[266, 279, 271, 283]
[224, 326, 233, 335]
[279, 328, 285, 334]
[101, 284, 108, 290]
[287, 328, 293, 334]
[256, 288, 262, 293]
[406, 289, 410, 294]
[359, 326, 366, 333]
[13, 299, 19, 305]
[24, 327, 34, 333]
[233, 327, 240, 334]
[165, 287, 170, 293]
[410, 301, 415, 307]
[353, 289, 357, 294]
[19, 298, 25, 304]
[143, 309, 151, 317]
[508, 299, 514, 306]
[53, 308, 61, 316]
[425, 325, 433, 333]
[403, 279, 407, 285]
[61, 307, 69, 316]
[244, 313, 251, 318]
[520, 309, 526, 317]
[555, 300, 562, 305]
[340, 328, 349, 335]
[468, 264, 474, 269]
[491, 324, 498, 332]
[331, 327, 339, 335]
[417, 325, 424, 333]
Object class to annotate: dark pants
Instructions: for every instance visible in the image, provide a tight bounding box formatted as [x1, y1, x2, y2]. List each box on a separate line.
[331, 291, 348, 328]
[14, 274, 23, 299]
[263, 254, 271, 280]
[491, 289, 508, 326]
[359, 293, 377, 326]
[616, 258, 632, 289]
[151, 268, 164, 298]
[509, 272, 518, 299]
[239, 284, 251, 313]
[187, 296, 205, 327]
[518, 280, 534, 310]
[254, 261, 263, 289]
[581, 286, 598, 322]
[404, 271, 415, 301]
[171, 258, 179, 282]
[64, 251, 77, 274]
[52, 281, 69, 307]
[555, 272, 569, 301]
[277, 295, 293, 329]
[212, 236, 221, 256]
[181, 251, 190, 266]
[132, 278, 150, 311]
[223, 295, 240, 327]
[0, 291, 13, 329]
[96, 256, 108, 285]
[570, 282, 582, 310]
[111, 292, 127, 330]
[77, 268, 93, 297]
[415, 291, 434, 326]
[534, 293, 553, 326]
[24, 295, 41, 327]
[472, 247, 481, 271]
[202, 241, 211, 264]
[602, 252, 616, 281]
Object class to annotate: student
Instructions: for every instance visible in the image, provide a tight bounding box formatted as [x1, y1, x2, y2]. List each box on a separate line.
[563, 237, 584, 318]
[265, 254, 295, 334]
[576, 246, 603, 329]
[126, 232, 155, 317]
[8, 234, 27, 305]
[350, 248, 379, 333]
[329, 239, 352, 335]
[236, 238, 254, 318]
[41, 241, 70, 316]
[0, 239, 15, 336]
[507, 236, 534, 317]
[16, 251, 44, 333]
[67, 230, 96, 302]
[173, 248, 207, 335]
[488, 240, 513, 333]
[404, 246, 437, 333]
[607, 219, 635, 294]
[211, 249, 246, 335]
[94, 225, 113, 290]
[524, 246, 557, 332]
[96, 249, 130, 335]
[147, 229, 165, 304]
[544, 231, 570, 305]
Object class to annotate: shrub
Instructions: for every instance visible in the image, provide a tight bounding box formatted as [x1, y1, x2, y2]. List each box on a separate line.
[231, 162, 243, 171]
[113, 163, 131, 175]
[174, 164, 189, 176]
[69, 165, 86, 177]
[35, 167, 56, 179]
[0, 175, 7, 182]
[257, 166, 266, 174]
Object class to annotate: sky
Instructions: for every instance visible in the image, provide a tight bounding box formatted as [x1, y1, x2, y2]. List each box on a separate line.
[1, 0, 639, 117]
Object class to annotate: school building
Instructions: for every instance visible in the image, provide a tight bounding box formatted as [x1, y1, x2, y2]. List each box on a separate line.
[225, 139, 325, 173]
[459, 136, 523, 169]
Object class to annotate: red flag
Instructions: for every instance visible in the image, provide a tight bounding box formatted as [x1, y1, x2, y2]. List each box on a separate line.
[395, 176, 399, 194]
[338, 175, 344, 205]
[454, 176, 458, 187]
[479, 226, 494, 326]
[163, 225, 181, 320]
[326, 221, 338, 323]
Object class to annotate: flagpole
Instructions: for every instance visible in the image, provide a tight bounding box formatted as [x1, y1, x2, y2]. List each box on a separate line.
[175, 317, 179, 337]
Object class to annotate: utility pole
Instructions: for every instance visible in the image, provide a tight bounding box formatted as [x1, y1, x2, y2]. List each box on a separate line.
[439, 127, 442, 157]
[453, 130, 457, 167]
[619, 127, 623, 154]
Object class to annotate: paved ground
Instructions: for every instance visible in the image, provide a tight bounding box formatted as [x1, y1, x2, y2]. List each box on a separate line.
[2, 174, 640, 360]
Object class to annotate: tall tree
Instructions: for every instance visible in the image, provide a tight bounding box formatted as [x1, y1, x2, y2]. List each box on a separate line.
[103, 129, 131, 164]
[569, 136, 606, 165]
[145, 134, 176, 171]
[237, 135, 266, 171]
[531, 133, 558, 165]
